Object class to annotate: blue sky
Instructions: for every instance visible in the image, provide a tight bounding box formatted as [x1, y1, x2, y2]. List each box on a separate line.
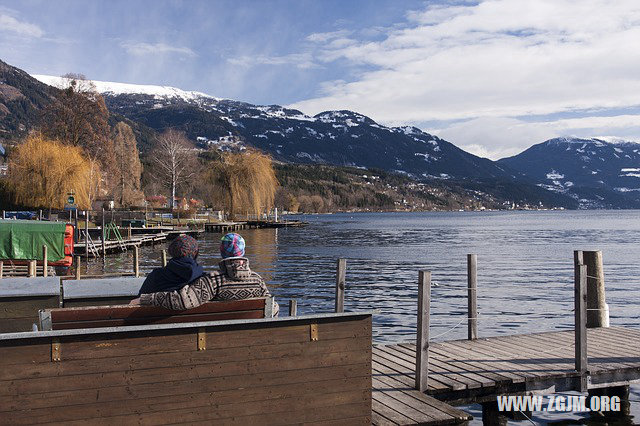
[2, 0, 640, 159]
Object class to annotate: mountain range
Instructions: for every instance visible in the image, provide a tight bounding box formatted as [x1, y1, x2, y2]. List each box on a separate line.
[2, 58, 640, 209]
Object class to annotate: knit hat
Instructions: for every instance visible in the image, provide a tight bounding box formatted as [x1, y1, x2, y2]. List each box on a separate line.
[168, 234, 199, 259]
[220, 233, 245, 258]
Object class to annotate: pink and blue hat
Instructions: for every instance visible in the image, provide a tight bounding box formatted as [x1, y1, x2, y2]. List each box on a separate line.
[220, 233, 245, 259]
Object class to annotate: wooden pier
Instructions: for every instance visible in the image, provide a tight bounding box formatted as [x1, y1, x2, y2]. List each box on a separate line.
[74, 234, 167, 257]
[204, 220, 306, 233]
[75, 229, 204, 258]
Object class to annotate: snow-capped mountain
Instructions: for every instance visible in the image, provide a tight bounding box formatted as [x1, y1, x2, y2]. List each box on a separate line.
[33, 75, 220, 103]
[499, 137, 640, 208]
[33, 74, 516, 181]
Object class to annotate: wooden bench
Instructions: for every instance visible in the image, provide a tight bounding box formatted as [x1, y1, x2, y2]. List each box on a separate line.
[39, 297, 276, 330]
[0, 312, 372, 425]
[0, 277, 60, 333]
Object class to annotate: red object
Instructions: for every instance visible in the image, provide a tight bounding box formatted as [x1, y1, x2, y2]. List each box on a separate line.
[52, 224, 75, 267]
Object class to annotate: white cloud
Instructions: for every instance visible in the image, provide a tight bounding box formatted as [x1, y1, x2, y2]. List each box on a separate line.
[0, 13, 44, 38]
[306, 30, 352, 43]
[432, 114, 640, 160]
[228, 52, 317, 69]
[288, 0, 640, 156]
[121, 42, 196, 57]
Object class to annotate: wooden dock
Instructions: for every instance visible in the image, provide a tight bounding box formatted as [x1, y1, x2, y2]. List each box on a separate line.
[74, 234, 167, 257]
[374, 326, 640, 401]
[370, 326, 640, 425]
[204, 220, 306, 233]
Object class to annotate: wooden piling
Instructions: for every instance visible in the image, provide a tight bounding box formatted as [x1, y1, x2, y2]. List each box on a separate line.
[28, 260, 36, 277]
[84, 210, 89, 262]
[133, 246, 140, 277]
[75, 256, 81, 280]
[289, 299, 297, 316]
[335, 258, 346, 313]
[42, 245, 48, 277]
[582, 250, 609, 328]
[416, 270, 431, 392]
[161, 250, 167, 267]
[467, 253, 478, 340]
[574, 250, 588, 392]
[101, 208, 106, 261]
[0, 261, 3, 279]
[127, 224, 132, 239]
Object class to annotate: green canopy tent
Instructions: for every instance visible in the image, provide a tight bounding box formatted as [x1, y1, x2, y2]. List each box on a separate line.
[0, 220, 66, 262]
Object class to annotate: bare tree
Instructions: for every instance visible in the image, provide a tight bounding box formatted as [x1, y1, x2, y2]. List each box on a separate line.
[149, 130, 197, 209]
[112, 122, 144, 207]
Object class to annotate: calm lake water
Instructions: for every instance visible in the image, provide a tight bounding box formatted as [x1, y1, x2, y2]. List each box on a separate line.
[87, 210, 640, 425]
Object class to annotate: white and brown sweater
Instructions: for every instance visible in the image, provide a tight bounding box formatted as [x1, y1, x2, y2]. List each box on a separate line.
[139, 258, 278, 314]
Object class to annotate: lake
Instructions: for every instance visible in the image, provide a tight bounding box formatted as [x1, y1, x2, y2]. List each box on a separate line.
[88, 210, 640, 424]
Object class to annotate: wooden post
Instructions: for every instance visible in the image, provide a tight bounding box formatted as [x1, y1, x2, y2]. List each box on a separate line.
[133, 246, 140, 277]
[84, 210, 89, 262]
[73, 210, 78, 243]
[582, 250, 608, 328]
[75, 256, 81, 280]
[28, 260, 36, 277]
[39, 210, 43, 221]
[574, 250, 588, 392]
[0, 261, 3, 279]
[127, 224, 132, 240]
[415, 270, 431, 392]
[42, 245, 48, 277]
[1, 210, 4, 219]
[467, 254, 478, 340]
[289, 299, 297, 316]
[335, 258, 346, 313]
[101, 208, 106, 261]
[161, 249, 167, 267]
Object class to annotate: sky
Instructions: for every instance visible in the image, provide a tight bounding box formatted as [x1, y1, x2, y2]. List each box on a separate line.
[2, 0, 640, 159]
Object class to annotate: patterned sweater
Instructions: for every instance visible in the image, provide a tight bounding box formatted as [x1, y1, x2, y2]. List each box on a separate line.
[139, 258, 279, 314]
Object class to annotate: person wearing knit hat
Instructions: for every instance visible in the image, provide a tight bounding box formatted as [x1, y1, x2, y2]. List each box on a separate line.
[136, 234, 204, 296]
[134, 232, 279, 316]
[219, 232, 245, 259]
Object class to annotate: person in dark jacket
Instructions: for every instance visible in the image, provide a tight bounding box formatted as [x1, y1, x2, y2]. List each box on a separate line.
[136, 234, 204, 296]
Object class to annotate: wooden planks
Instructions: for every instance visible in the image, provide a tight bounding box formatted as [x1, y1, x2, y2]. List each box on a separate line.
[373, 326, 640, 403]
[0, 314, 372, 425]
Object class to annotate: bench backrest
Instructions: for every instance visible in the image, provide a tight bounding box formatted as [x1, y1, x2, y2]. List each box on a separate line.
[39, 297, 276, 330]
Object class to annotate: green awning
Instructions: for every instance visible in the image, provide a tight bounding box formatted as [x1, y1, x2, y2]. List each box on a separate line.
[0, 220, 66, 261]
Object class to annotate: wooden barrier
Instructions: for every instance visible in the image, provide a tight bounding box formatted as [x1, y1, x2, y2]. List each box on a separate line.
[62, 277, 144, 307]
[0, 277, 60, 333]
[0, 312, 372, 425]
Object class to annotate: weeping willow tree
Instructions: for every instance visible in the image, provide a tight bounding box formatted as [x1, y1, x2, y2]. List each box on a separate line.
[208, 149, 278, 219]
[8, 134, 97, 209]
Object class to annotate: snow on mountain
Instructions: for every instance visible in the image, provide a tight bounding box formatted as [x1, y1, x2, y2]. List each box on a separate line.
[499, 137, 640, 208]
[32, 74, 220, 102]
